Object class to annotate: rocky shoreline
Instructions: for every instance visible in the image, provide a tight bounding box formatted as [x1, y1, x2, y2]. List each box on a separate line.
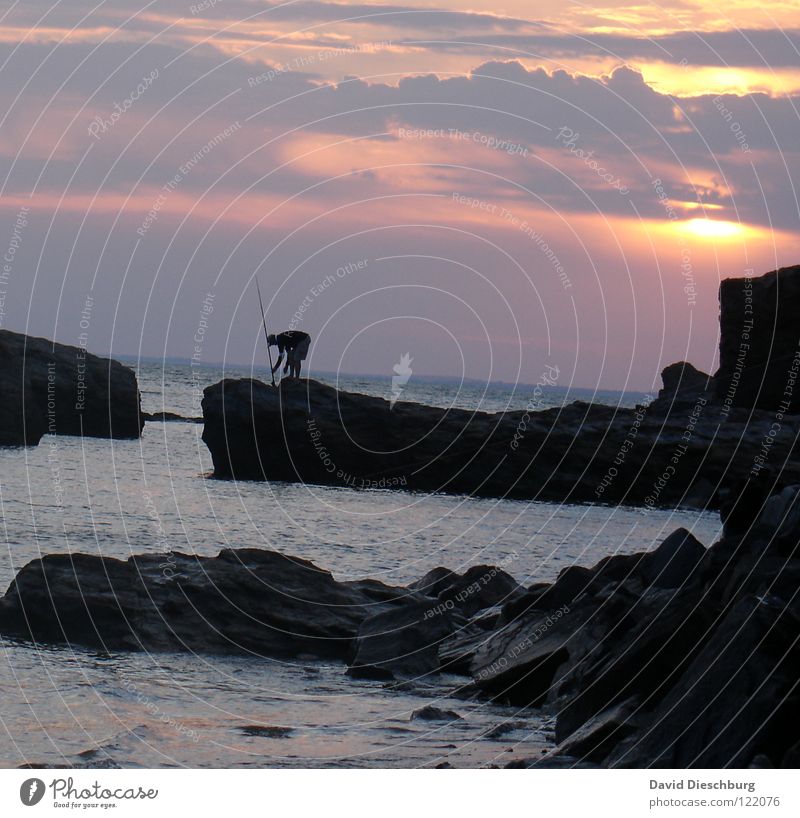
[1, 485, 797, 768]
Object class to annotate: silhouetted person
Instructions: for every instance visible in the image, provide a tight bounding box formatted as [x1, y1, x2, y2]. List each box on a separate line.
[268, 331, 310, 379]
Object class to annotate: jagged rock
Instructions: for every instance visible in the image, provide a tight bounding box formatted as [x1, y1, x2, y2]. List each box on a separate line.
[639, 527, 706, 588]
[0, 329, 143, 445]
[716, 264, 800, 412]
[515, 493, 800, 768]
[554, 697, 640, 764]
[429, 565, 525, 618]
[720, 472, 780, 536]
[462, 531, 709, 700]
[758, 484, 800, 538]
[608, 595, 800, 767]
[346, 599, 465, 679]
[409, 567, 457, 598]
[347, 562, 524, 679]
[498, 583, 552, 624]
[438, 621, 497, 675]
[469, 601, 587, 706]
[656, 361, 713, 404]
[554, 582, 713, 742]
[545, 565, 595, 606]
[499, 529, 703, 627]
[458, 528, 713, 738]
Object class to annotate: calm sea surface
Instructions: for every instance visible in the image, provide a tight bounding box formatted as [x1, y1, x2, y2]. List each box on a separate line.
[0, 364, 721, 768]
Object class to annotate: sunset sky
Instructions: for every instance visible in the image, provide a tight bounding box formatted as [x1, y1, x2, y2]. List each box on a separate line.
[1, 0, 799, 392]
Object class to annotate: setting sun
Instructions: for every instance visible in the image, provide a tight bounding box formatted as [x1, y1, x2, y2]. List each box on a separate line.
[684, 218, 745, 239]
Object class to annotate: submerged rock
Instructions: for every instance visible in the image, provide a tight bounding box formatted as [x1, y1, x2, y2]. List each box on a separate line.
[0, 329, 143, 445]
[143, 411, 202, 424]
[238, 725, 293, 738]
[411, 706, 463, 722]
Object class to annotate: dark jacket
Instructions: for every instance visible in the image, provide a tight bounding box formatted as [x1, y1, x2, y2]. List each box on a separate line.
[273, 331, 309, 353]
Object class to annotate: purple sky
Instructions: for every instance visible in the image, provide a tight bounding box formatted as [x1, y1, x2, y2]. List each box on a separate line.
[1, 1, 798, 391]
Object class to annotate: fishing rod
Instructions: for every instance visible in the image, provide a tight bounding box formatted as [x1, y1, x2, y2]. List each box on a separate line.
[255, 277, 276, 387]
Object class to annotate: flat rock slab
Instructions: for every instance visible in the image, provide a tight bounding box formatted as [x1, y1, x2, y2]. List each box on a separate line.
[0, 549, 406, 659]
[201, 377, 800, 508]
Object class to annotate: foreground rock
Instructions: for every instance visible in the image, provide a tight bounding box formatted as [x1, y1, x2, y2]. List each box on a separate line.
[456, 493, 800, 768]
[2, 492, 797, 767]
[201, 373, 800, 508]
[0, 550, 522, 670]
[0, 549, 406, 658]
[0, 329, 143, 445]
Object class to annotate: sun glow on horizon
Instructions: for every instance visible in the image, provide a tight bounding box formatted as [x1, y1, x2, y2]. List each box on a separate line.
[683, 218, 746, 239]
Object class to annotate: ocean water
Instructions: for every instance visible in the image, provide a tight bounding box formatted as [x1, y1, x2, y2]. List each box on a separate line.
[0, 364, 721, 768]
[133, 361, 654, 418]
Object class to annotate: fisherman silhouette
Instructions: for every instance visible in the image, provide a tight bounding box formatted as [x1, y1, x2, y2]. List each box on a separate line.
[267, 331, 311, 379]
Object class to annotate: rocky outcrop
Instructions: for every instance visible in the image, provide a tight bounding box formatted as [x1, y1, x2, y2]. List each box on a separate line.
[344, 564, 526, 679]
[716, 264, 800, 413]
[201, 376, 530, 495]
[201, 375, 800, 509]
[653, 361, 713, 407]
[0, 329, 143, 445]
[200, 264, 800, 510]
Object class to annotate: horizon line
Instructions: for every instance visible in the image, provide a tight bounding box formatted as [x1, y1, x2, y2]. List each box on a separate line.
[117, 353, 657, 396]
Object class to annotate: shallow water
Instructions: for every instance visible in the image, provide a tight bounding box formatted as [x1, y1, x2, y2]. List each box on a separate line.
[0, 366, 720, 767]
